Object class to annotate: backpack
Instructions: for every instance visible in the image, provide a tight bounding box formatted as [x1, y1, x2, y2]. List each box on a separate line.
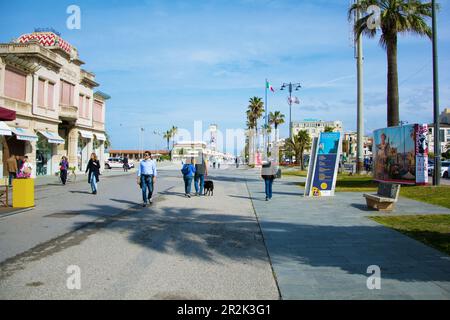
[181, 165, 190, 176]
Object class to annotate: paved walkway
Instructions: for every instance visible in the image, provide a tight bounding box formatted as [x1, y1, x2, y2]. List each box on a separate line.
[0, 167, 278, 299]
[245, 172, 450, 300]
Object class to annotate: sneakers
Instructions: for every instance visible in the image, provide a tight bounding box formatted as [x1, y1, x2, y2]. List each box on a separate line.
[149, 198, 153, 204]
[142, 202, 147, 207]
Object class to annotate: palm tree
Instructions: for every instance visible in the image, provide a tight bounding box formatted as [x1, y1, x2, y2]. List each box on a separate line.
[269, 111, 286, 142]
[285, 130, 311, 170]
[324, 126, 335, 133]
[170, 126, 178, 149]
[163, 130, 171, 151]
[247, 97, 264, 141]
[349, 0, 432, 127]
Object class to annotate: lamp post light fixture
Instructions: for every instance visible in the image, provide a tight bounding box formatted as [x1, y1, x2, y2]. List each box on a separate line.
[432, 0, 441, 186]
[280, 82, 302, 139]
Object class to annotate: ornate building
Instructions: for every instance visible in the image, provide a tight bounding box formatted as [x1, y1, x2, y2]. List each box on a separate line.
[0, 30, 110, 177]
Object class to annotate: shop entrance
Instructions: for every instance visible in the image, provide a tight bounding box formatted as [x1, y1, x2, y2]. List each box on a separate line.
[78, 136, 89, 172]
[36, 134, 53, 176]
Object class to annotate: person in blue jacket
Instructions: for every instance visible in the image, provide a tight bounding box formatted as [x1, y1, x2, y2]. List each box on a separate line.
[181, 157, 196, 198]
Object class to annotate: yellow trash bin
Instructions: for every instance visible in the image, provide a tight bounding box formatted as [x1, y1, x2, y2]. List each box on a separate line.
[12, 178, 35, 208]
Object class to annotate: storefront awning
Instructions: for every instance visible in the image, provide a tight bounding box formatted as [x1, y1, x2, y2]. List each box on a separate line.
[79, 130, 93, 139]
[38, 130, 65, 144]
[0, 121, 13, 136]
[11, 127, 38, 142]
[0, 107, 16, 121]
[93, 133, 106, 141]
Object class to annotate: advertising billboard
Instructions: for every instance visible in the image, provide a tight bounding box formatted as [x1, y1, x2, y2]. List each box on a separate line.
[373, 124, 428, 185]
[306, 132, 342, 197]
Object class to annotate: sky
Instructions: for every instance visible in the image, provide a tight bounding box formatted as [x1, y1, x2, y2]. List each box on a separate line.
[1, 0, 449, 152]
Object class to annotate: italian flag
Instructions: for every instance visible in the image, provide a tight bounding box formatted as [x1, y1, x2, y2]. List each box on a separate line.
[266, 80, 275, 93]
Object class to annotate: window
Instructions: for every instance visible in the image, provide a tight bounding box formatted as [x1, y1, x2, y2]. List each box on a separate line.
[79, 94, 84, 118]
[93, 100, 103, 123]
[85, 97, 91, 119]
[38, 79, 45, 107]
[60, 80, 74, 106]
[47, 82, 55, 109]
[5, 68, 27, 101]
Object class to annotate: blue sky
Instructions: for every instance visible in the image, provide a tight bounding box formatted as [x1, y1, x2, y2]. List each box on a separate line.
[1, 0, 449, 151]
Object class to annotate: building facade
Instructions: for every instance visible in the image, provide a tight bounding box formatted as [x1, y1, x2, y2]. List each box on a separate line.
[427, 109, 450, 155]
[0, 31, 109, 177]
[342, 132, 373, 159]
[292, 119, 344, 140]
[108, 150, 170, 161]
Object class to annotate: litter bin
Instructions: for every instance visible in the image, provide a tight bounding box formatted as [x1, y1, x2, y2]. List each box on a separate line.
[12, 178, 35, 208]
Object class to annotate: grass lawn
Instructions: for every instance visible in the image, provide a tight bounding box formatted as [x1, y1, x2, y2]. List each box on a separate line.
[370, 215, 450, 256]
[292, 173, 450, 209]
[283, 169, 308, 177]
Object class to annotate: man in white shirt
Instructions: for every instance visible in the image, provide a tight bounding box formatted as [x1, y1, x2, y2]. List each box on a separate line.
[137, 151, 158, 207]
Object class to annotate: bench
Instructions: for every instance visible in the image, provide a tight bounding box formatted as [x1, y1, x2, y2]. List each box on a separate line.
[363, 183, 401, 212]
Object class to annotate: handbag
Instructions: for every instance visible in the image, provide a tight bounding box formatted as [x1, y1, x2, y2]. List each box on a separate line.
[276, 168, 282, 179]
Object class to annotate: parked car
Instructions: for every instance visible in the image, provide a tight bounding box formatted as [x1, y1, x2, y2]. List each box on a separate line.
[104, 157, 123, 169]
[443, 162, 450, 179]
[429, 161, 450, 178]
[104, 157, 135, 170]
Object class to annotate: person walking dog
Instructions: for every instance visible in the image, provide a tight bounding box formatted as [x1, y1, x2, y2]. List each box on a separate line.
[181, 157, 196, 198]
[194, 153, 208, 196]
[137, 151, 157, 207]
[86, 153, 100, 194]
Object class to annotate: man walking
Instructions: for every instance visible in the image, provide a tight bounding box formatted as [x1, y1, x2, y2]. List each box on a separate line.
[6, 154, 18, 187]
[137, 151, 157, 207]
[194, 153, 208, 196]
[123, 156, 129, 172]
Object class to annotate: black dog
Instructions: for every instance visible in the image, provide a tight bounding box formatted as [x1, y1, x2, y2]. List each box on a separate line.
[204, 180, 214, 196]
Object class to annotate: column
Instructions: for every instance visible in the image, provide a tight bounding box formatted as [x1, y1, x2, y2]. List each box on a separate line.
[99, 141, 105, 173]
[67, 127, 79, 171]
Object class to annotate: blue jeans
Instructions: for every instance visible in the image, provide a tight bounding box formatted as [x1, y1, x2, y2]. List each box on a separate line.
[8, 172, 16, 186]
[194, 174, 205, 195]
[90, 173, 97, 192]
[141, 175, 154, 203]
[264, 178, 274, 199]
[184, 176, 193, 195]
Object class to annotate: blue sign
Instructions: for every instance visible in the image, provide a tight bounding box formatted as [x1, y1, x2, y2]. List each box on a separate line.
[307, 132, 341, 197]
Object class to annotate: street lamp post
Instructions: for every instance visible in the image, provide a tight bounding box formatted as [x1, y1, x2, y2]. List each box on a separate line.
[355, 0, 364, 174]
[432, 0, 441, 186]
[280, 82, 302, 139]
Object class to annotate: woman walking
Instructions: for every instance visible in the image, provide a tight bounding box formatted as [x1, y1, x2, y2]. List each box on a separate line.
[261, 159, 277, 201]
[59, 156, 69, 185]
[86, 153, 100, 194]
[181, 157, 196, 198]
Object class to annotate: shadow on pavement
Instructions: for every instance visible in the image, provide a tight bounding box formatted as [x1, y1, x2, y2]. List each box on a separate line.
[8, 200, 444, 284]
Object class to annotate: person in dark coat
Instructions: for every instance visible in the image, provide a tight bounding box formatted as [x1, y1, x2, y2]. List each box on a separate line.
[86, 153, 100, 194]
[59, 156, 69, 185]
[123, 156, 129, 172]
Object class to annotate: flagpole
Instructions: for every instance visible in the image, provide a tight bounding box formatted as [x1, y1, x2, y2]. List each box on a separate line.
[265, 79, 268, 158]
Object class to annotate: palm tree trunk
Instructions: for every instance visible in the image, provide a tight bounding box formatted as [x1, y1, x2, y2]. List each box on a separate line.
[275, 124, 278, 144]
[387, 34, 399, 127]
